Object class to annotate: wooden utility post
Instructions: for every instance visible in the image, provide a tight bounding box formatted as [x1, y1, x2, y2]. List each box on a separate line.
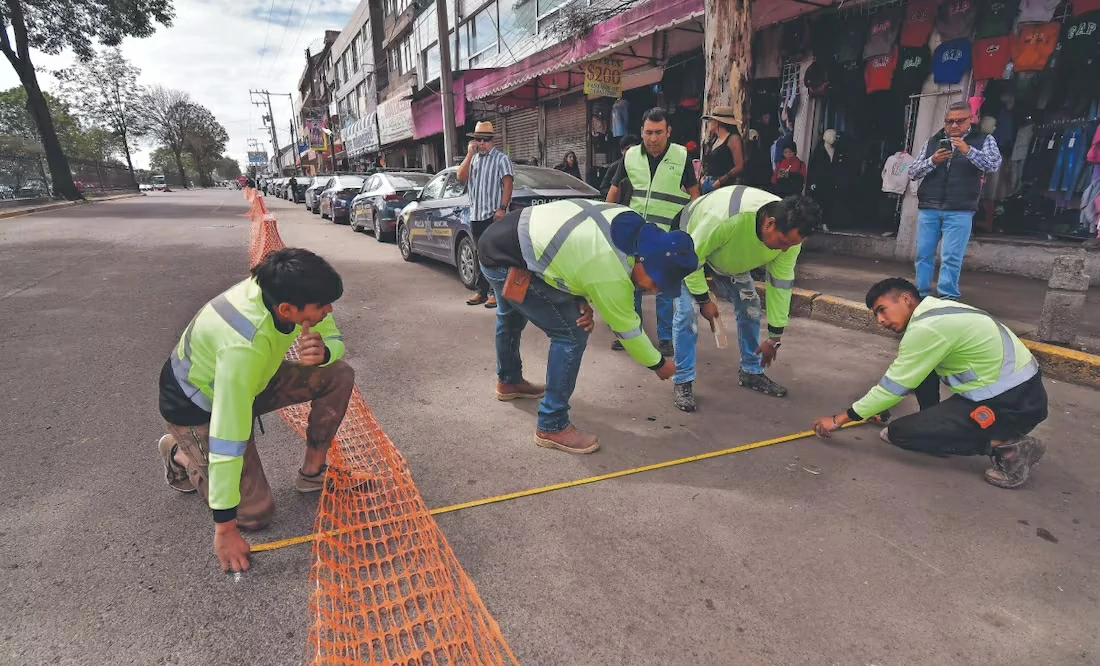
[703, 0, 752, 128]
[435, 0, 457, 166]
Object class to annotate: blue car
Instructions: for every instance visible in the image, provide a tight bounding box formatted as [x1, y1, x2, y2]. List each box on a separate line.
[319, 174, 367, 224]
[399, 165, 599, 290]
[349, 171, 433, 241]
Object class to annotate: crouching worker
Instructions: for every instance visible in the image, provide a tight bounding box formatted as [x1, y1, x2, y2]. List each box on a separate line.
[478, 200, 698, 454]
[156, 248, 355, 572]
[812, 278, 1048, 489]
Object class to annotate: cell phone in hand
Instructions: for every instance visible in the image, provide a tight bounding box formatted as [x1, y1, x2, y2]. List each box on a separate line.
[939, 138, 952, 151]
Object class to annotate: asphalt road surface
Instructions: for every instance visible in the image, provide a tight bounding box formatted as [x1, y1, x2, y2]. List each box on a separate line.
[1, 190, 1097, 665]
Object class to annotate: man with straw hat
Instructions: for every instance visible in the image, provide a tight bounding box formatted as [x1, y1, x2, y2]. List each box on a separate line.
[458, 120, 515, 309]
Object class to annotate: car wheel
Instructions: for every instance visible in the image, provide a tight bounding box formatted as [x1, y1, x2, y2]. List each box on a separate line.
[398, 223, 416, 262]
[456, 235, 480, 291]
[372, 214, 385, 242]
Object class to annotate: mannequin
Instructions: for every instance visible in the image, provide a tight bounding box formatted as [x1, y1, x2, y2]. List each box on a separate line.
[823, 128, 837, 160]
[808, 129, 849, 227]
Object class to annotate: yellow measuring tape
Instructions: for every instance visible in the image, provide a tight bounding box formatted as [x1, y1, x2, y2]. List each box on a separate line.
[251, 423, 862, 554]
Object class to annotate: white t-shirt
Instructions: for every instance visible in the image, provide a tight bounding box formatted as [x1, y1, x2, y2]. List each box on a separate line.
[882, 152, 915, 194]
[1016, 0, 1060, 25]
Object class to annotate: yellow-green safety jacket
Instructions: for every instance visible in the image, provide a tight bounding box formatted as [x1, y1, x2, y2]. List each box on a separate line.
[624, 143, 692, 230]
[681, 185, 798, 334]
[518, 199, 664, 369]
[169, 277, 344, 512]
[851, 297, 1039, 418]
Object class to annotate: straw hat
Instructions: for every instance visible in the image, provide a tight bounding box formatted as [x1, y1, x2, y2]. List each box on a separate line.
[703, 106, 739, 125]
[467, 121, 495, 139]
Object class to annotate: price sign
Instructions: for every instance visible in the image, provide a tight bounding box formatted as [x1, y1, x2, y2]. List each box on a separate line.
[583, 58, 623, 98]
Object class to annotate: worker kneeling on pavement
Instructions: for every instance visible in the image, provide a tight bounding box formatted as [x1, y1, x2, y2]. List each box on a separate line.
[812, 278, 1048, 489]
[673, 186, 822, 412]
[478, 199, 697, 454]
[156, 248, 354, 572]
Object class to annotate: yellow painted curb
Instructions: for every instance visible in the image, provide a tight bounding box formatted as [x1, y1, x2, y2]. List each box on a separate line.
[1021, 339, 1100, 389]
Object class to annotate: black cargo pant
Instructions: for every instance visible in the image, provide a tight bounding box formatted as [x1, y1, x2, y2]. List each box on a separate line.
[471, 217, 494, 298]
[885, 371, 1048, 457]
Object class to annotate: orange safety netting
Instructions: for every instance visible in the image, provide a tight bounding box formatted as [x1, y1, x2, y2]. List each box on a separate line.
[243, 188, 518, 665]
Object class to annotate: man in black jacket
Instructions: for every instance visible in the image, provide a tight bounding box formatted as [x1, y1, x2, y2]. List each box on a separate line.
[600, 134, 640, 201]
[907, 102, 1002, 300]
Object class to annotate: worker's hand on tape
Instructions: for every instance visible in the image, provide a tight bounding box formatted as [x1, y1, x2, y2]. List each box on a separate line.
[214, 522, 251, 573]
[654, 357, 676, 380]
[297, 322, 326, 366]
[812, 415, 841, 438]
[698, 300, 719, 322]
[756, 338, 780, 367]
[575, 299, 595, 332]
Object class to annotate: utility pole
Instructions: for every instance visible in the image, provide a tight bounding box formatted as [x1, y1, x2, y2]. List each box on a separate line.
[703, 0, 752, 135]
[435, 0, 457, 166]
[250, 89, 282, 172]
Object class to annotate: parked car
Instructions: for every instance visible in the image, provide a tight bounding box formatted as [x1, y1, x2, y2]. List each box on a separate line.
[290, 176, 311, 203]
[305, 176, 332, 213]
[350, 171, 432, 241]
[275, 178, 289, 199]
[318, 174, 368, 224]
[399, 165, 599, 289]
[139, 183, 153, 192]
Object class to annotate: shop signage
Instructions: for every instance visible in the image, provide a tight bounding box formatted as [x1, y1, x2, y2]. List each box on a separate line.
[378, 89, 414, 145]
[247, 151, 268, 164]
[583, 58, 623, 98]
[304, 119, 327, 151]
[343, 113, 380, 157]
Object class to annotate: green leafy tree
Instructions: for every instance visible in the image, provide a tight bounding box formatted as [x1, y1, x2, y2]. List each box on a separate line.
[180, 103, 228, 188]
[0, 0, 173, 200]
[149, 144, 194, 183]
[215, 156, 241, 181]
[0, 86, 84, 156]
[138, 85, 191, 188]
[54, 48, 146, 185]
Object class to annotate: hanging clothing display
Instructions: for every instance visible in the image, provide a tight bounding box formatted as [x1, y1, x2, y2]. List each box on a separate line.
[972, 36, 1012, 79]
[835, 16, 868, 71]
[865, 46, 900, 93]
[895, 45, 933, 91]
[1073, 0, 1100, 16]
[933, 38, 972, 83]
[902, 0, 941, 47]
[975, 0, 1021, 38]
[882, 152, 915, 193]
[1012, 22, 1060, 71]
[1063, 11, 1100, 64]
[937, 0, 979, 41]
[864, 7, 904, 59]
[611, 98, 630, 138]
[1015, 0, 1060, 24]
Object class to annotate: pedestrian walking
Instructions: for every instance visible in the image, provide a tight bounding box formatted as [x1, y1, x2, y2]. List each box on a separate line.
[554, 151, 582, 179]
[156, 248, 355, 572]
[813, 278, 1047, 489]
[288, 175, 298, 203]
[908, 101, 1002, 300]
[478, 200, 696, 453]
[457, 121, 514, 309]
[700, 106, 745, 194]
[606, 108, 701, 356]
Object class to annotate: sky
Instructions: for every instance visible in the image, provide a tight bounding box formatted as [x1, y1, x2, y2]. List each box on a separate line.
[0, 0, 360, 170]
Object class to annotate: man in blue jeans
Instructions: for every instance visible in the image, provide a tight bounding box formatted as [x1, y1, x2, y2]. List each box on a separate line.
[477, 200, 697, 454]
[908, 101, 1002, 300]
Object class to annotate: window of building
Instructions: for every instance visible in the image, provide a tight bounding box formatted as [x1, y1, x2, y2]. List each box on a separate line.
[351, 44, 359, 73]
[536, 0, 569, 32]
[424, 42, 441, 83]
[464, 2, 498, 67]
[499, 0, 535, 53]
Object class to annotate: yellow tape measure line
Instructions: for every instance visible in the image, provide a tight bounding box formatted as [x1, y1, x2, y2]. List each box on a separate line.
[251, 424, 860, 554]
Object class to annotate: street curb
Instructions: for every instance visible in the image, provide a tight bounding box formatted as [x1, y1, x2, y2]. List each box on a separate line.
[753, 282, 1100, 389]
[0, 192, 143, 220]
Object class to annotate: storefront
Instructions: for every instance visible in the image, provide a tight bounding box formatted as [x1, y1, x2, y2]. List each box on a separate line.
[543, 92, 587, 174]
[378, 87, 417, 169]
[343, 112, 381, 172]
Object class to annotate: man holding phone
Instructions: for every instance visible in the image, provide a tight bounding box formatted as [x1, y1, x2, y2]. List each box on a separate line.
[908, 101, 1002, 301]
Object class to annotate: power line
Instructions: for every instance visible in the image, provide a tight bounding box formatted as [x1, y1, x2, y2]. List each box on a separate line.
[269, 0, 316, 80]
[262, 0, 300, 80]
[258, 0, 278, 68]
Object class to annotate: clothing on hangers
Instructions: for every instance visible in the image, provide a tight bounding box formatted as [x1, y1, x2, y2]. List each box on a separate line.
[1012, 22, 1059, 72]
[972, 36, 1012, 79]
[882, 152, 915, 193]
[864, 7, 904, 59]
[933, 38, 972, 83]
[902, 0, 940, 47]
[937, 0, 978, 41]
[895, 45, 933, 91]
[865, 46, 900, 93]
[1016, 0, 1060, 24]
[975, 0, 1021, 38]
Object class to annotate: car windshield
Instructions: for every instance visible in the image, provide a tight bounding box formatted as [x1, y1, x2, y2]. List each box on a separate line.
[511, 167, 593, 191]
[335, 176, 365, 189]
[311, 177, 332, 188]
[386, 174, 432, 189]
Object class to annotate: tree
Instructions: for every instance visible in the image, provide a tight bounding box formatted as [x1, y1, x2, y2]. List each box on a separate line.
[215, 157, 242, 181]
[704, 0, 751, 134]
[0, 86, 85, 157]
[0, 0, 173, 200]
[54, 48, 147, 186]
[149, 144, 194, 182]
[180, 103, 228, 188]
[139, 85, 191, 188]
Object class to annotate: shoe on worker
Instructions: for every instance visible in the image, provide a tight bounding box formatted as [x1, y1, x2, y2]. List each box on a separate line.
[657, 339, 674, 357]
[984, 436, 1046, 489]
[496, 379, 545, 401]
[674, 381, 697, 412]
[879, 427, 891, 444]
[158, 434, 196, 494]
[535, 425, 600, 454]
[295, 464, 328, 493]
[611, 339, 625, 351]
[738, 370, 788, 397]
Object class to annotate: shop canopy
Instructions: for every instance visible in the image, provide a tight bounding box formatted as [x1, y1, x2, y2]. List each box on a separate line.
[464, 0, 843, 106]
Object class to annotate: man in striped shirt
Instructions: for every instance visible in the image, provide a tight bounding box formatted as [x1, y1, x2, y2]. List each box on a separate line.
[458, 121, 514, 309]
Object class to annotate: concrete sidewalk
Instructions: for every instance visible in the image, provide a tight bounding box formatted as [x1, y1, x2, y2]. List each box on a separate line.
[0, 191, 144, 220]
[797, 252, 1100, 348]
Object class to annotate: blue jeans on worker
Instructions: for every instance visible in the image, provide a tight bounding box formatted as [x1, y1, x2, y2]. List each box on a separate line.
[915, 209, 973, 300]
[481, 264, 588, 433]
[672, 271, 763, 385]
[634, 289, 675, 342]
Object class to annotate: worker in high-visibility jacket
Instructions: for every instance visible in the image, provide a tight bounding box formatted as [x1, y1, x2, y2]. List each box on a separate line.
[478, 199, 698, 454]
[156, 248, 355, 572]
[813, 278, 1048, 489]
[606, 107, 701, 357]
[672, 186, 823, 412]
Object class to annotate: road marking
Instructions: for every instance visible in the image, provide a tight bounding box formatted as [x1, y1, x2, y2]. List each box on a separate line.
[251, 423, 866, 554]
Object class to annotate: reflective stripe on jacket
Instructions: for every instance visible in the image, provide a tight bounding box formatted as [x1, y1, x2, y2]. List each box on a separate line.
[170, 277, 344, 511]
[625, 143, 692, 229]
[518, 199, 662, 369]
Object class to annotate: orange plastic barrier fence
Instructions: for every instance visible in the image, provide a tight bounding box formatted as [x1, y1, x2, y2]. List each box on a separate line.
[243, 189, 518, 665]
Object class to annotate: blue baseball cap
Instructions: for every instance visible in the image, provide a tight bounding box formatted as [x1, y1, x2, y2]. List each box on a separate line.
[610, 211, 698, 294]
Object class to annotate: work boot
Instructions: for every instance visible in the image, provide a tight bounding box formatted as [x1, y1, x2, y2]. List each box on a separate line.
[879, 427, 891, 444]
[158, 434, 195, 494]
[657, 339, 674, 357]
[611, 339, 625, 351]
[674, 381, 697, 412]
[984, 436, 1046, 489]
[295, 464, 328, 493]
[535, 425, 599, 454]
[496, 379, 545, 401]
[739, 370, 788, 397]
